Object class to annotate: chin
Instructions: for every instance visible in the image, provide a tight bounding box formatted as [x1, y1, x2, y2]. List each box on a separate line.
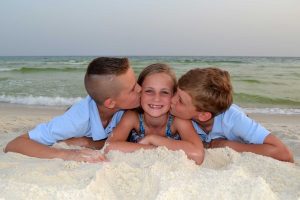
[147, 110, 167, 117]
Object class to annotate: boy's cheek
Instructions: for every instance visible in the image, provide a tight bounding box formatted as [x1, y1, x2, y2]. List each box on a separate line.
[170, 105, 181, 117]
[170, 106, 176, 116]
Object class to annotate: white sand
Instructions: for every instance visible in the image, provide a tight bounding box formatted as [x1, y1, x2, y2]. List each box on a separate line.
[0, 103, 299, 200]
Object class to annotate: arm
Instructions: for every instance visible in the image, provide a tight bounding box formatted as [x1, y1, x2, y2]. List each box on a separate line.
[139, 118, 204, 165]
[62, 137, 106, 150]
[209, 134, 294, 162]
[105, 111, 155, 153]
[4, 133, 106, 163]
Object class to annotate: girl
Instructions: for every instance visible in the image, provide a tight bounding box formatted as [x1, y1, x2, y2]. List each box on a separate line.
[105, 63, 204, 165]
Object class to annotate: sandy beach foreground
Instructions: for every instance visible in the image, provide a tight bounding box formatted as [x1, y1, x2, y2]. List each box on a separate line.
[0, 103, 299, 199]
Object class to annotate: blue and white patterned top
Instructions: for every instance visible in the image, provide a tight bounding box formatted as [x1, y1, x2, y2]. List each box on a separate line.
[129, 113, 181, 143]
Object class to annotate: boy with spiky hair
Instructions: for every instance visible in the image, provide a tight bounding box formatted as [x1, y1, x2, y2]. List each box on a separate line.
[5, 57, 141, 162]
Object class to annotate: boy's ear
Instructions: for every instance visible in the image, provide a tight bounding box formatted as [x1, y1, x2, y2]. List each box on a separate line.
[103, 98, 116, 109]
[196, 112, 212, 122]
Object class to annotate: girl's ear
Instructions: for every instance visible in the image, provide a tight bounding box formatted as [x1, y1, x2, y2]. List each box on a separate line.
[103, 98, 116, 109]
[197, 112, 212, 122]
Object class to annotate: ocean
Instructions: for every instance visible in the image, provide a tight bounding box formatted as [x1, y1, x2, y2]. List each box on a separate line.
[0, 56, 300, 114]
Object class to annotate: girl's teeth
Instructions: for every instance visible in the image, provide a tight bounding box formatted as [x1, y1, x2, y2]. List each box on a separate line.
[149, 104, 163, 109]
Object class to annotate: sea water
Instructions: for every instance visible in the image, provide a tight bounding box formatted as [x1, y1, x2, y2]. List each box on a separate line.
[0, 56, 299, 114]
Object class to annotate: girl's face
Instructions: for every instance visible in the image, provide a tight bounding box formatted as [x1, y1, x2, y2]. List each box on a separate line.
[141, 72, 174, 118]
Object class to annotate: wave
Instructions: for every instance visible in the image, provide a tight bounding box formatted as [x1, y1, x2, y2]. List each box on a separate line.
[242, 107, 300, 115]
[0, 67, 85, 73]
[0, 77, 9, 81]
[236, 79, 262, 84]
[204, 60, 245, 64]
[0, 95, 82, 106]
[175, 59, 246, 64]
[234, 93, 300, 107]
[11, 67, 85, 73]
[0, 68, 19, 72]
[234, 79, 284, 85]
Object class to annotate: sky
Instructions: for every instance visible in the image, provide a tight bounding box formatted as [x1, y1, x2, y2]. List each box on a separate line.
[0, 0, 300, 57]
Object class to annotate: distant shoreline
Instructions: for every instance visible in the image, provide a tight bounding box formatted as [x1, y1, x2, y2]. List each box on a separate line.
[1, 55, 300, 58]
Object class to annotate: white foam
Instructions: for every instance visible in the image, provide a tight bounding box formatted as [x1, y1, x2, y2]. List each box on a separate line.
[243, 107, 300, 115]
[0, 68, 18, 72]
[0, 95, 82, 106]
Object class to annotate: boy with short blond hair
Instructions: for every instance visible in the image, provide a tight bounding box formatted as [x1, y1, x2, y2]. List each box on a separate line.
[171, 67, 294, 162]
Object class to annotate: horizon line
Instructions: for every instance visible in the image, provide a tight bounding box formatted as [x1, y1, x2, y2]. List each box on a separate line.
[0, 55, 299, 58]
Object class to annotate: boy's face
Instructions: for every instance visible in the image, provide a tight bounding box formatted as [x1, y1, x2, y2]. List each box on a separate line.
[113, 67, 141, 109]
[170, 88, 198, 120]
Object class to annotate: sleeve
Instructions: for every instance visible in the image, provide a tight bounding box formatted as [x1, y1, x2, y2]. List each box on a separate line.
[227, 108, 270, 144]
[28, 98, 90, 146]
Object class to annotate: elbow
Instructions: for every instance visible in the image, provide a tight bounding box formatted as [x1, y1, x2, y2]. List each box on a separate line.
[270, 145, 294, 163]
[4, 138, 18, 153]
[4, 133, 29, 153]
[280, 147, 294, 163]
[4, 140, 16, 153]
[190, 148, 205, 165]
[3, 143, 10, 153]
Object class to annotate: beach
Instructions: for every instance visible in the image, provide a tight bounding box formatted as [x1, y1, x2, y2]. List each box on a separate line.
[1, 56, 300, 199]
[2, 0, 300, 198]
[0, 103, 299, 199]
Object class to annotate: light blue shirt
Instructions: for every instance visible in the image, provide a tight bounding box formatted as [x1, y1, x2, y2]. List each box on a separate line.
[192, 104, 270, 144]
[29, 96, 124, 146]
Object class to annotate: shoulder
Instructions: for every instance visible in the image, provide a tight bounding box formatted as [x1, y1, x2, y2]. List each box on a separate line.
[66, 96, 94, 115]
[222, 104, 247, 121]
[172, 116, 193, 130]
[123, 110, 139, 119]
[226, 104, 245, 114]
[121, 110, 139, 123]
[79, 95, 94, 107]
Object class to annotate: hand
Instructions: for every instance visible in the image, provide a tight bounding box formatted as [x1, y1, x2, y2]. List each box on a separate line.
[62, 148, 107, 163]
[210, 138, 228, 148]
[62, 137, 92, 148]
[203, 142, 211, 149]
[138, 135, 152, 145]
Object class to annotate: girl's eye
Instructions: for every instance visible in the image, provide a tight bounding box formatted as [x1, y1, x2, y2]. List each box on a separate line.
[161, 91, 172, 96]
[144, 90, 153, 94]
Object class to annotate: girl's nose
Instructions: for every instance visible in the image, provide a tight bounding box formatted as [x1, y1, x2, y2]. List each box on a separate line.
[154, 93, 161, 101]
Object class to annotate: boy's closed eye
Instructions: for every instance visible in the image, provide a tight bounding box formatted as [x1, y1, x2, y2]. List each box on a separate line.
[178, 97, 183, 104]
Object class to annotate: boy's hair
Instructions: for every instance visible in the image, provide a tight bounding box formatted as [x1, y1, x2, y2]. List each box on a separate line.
[138, 63, 177, 93]
[84, 57, 129, 104]
[178, 67, 233, 116]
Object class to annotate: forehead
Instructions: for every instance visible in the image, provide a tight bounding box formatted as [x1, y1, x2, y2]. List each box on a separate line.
[142, 73, 174, 88]
[177, 88, 192, 101]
